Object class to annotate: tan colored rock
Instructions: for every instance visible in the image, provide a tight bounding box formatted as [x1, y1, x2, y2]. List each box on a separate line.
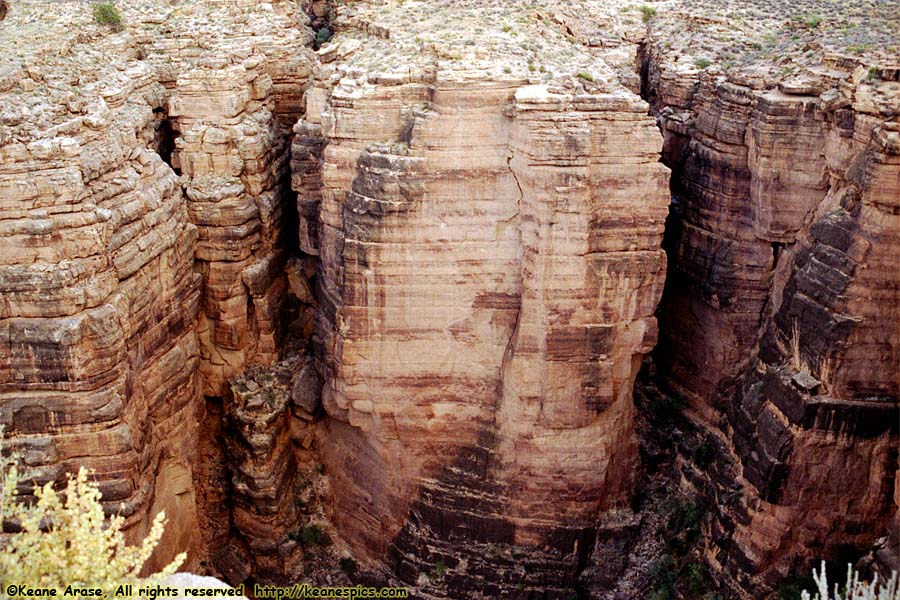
[0, 73, 203, 571]
[298, 27, 670, 590]
[0, 0, 314, 574]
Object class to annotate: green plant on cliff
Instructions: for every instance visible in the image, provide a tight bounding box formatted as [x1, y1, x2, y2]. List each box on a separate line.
[801, 13, 823, 28]
[0, 428, 185, 596]
[641, 5, 657, 22]
[300, 524, 331, 547]
[91, 2, 123, 30]
[431, 560, 449, 580]
[314, 26, 333, 49]
[648, 554, 678, 600]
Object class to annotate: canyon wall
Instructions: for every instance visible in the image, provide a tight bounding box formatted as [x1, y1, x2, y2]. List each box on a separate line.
[644, 37, 899, 591]
[0, 0, 313, 569]
[297, 69, 669, 594]
[0, 62, 203, 562]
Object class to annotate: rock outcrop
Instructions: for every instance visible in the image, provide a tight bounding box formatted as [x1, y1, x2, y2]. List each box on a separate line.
[291, 3, 670, 594]
[1, 0, 897, 597]
[221, 353, 322, 581]
[0, 0, 313, 570]
[643, 0, 900, 591]
[0, 57, 204, 565]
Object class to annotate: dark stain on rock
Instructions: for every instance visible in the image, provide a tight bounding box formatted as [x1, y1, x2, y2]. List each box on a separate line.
[387, 427, 597, 598]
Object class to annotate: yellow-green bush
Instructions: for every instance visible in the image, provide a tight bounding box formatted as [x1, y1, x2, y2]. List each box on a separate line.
[1, 432, 184, 597]
[92, 2, 123, 30]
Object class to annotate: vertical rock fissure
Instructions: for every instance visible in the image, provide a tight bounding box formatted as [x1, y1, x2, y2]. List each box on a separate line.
[499, 152, 524, 394]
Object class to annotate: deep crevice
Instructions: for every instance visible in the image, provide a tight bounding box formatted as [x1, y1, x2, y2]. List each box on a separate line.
[306, 0, 334, 49]
[152, 107, 179, 174]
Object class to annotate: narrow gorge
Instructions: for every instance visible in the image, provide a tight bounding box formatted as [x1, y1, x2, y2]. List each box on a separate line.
[0, 0, 897, 598]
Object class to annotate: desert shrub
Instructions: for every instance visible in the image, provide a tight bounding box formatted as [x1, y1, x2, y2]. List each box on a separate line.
[682, 562, 707, 596]
[92, 3, 123, 30]
[314, 27, 333, 49]
[0, 431, 185, 594]
[431, 560, 449, 580]
[649, 554, 678, 600]
[577, 71, 594, 82]
[695, 58, 711, 69]
[641, 5, 657, 22]
[803, 13, 822, 28]
[300, 524, 331, 546]
[694, 442, 715, 469]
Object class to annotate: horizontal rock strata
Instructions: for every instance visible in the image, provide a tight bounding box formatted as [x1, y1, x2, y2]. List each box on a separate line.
[0, 0, 314, 571]
[296, 13, 670, 588]
[645, 27, 900, 591]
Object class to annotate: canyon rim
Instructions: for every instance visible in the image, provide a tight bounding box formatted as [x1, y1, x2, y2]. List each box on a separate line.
[0, 0, 898, 598]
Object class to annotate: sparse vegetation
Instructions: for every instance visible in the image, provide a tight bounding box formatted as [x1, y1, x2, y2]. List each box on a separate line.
[577, 71, 594, 81]
[641, 5, 657, 22]
[314, 26, 333, 49]
[694, 442, 715, 470]
[339, 557, 358, 577]
[300, 524, 332, 547]
[801, 562, 899, 600]
[778, 572, 818, 600]
[802, 13, 823, 28]
[694, 58, 711, 69]
[431, 560, 449, 580]
[663, 496, 706, 558]
[682, 562, 707, 596]
[649, 554, 678, 600]
[92, 2, 123, 31]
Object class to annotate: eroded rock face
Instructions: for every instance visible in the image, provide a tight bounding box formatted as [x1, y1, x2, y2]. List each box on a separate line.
[170, 61, 294, 396]
[222, 353, 322, 580]
[3, 0, 897, 596]
[643, 13, 900, 591]
[292, 4, 670, 588]
[0, 0, 313, 571]
[0, 63, 203, 564]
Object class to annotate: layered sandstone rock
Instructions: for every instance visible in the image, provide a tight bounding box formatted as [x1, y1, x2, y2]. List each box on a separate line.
[3, 0, 896, 597]
[222, 353, 322, 580]
[290, 3, 671, 593]
[170, 61, 292, 396]
[643, 0, 900, 590]
[0, 58, 203, 566]
[0, 0, 313, 571]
